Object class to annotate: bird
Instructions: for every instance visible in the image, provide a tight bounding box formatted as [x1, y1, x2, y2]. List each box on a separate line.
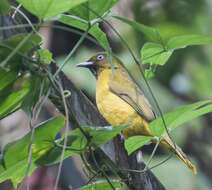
[77, 52, 196, 174]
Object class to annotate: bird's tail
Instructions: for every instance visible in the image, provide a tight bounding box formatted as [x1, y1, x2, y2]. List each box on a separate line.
[155, 133, 197, 174]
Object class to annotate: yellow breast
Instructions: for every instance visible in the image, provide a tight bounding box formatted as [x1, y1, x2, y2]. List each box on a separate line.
[96, 69, 153, 139]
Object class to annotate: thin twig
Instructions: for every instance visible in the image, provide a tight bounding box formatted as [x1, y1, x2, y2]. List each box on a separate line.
[11, 5, 37, 33]
[0, 32, 33, 68]
[53, 26, 90, 77]
[91, 150, 116, 190]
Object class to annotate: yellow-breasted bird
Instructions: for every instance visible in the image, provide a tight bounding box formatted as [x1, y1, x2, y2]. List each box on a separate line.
[77, 52, 196, 174]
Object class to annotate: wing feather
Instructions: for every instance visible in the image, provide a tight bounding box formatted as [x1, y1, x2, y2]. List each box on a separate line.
[109, 69, 156, 122]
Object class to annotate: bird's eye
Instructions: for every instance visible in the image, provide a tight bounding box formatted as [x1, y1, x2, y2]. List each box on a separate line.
[97, 55, 104, 60]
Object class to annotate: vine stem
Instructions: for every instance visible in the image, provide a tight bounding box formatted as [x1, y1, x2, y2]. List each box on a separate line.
[53, 77, 70, 190]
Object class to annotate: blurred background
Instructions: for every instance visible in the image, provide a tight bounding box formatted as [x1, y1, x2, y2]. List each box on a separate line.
[1, 0, 212, 189]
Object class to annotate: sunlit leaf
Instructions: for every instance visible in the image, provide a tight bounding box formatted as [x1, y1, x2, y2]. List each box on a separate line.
[150, 100, 212, 137]
[113, 16, 163, 43]
[167, 34, 212, 50]
[69, 0, 120, 21]
[0, 116, 65, 188]
[125, 101, 212, 154]
[144, 64, 157, 80]
[141, 42, 173, 65]
[37, 49, 52, 64]
[17, 0, 88, 18]
[0, 80, 30, 120]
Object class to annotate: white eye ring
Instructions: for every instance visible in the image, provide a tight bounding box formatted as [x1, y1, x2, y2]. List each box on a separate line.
[97, 54, 104, 60]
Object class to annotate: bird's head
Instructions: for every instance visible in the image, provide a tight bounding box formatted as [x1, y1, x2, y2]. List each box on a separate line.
[77, 52, 120, 78]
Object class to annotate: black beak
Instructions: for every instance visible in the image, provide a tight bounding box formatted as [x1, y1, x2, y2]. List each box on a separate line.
[76, 61, 97, 78]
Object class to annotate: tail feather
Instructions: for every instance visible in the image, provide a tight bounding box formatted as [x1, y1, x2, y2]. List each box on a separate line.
[157, 133, 197, 174]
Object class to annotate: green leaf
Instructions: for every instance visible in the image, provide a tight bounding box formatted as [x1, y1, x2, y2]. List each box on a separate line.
[36, 127, 87, 165]
[144, 67, 155, 80]
[0, 33, 41, 67]
[1, 161, 36, 188]
[0, 0, 11, 14]
[84, 125, 128, 146]
[16, 0, 88, 18]
[144, 64, 157, 80]
[37, 49, 53, 64]
[0, 33, 41, 56]
[125, 101, 212, 154]
[0, 116, 65, 188]
[35, 142, 76, 166]
[78, 180, 122, 190]
[153, 22, 193, 43]
[141, 42, 173, 65]
[37, 125, 128, 166]
[150, 100, 212, 137]
[59, 15, 113, 69]
[167, 34, 212, 50]
[0, 69, 18, 91]
[90, 24, 111, 53]
[69, 0, 120, 22]
[59, 15, 111, 53]
[31, 117, 66, 160]
[125, 136, 153, 155]
[113, 16, 163, 43]
[0, 80, 30, 120]
[21, 74, 46, 117]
